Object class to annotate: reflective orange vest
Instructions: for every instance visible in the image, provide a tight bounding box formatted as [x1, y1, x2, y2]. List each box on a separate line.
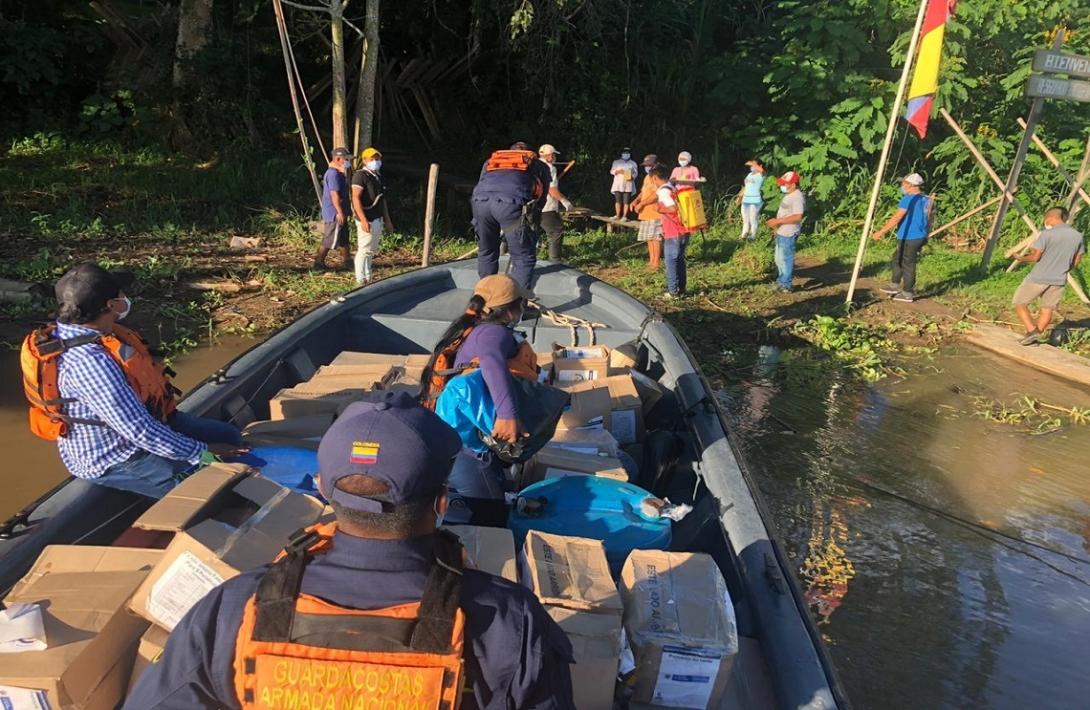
[234, 523, 466, 710]
[421, 326, 538, 411]
[20, 323, 178, 441]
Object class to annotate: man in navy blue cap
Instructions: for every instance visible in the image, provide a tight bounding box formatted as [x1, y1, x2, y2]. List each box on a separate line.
[126, 391, 575, 710]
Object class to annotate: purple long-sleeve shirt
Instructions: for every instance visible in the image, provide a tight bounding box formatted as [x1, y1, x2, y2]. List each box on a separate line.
[455, 323, 520, 419]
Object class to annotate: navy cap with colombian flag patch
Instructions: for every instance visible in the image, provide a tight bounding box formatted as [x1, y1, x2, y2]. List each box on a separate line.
[316, 391, 462, 513]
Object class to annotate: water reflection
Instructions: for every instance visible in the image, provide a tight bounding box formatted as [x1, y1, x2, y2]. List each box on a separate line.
[719, 345, 1090, 709]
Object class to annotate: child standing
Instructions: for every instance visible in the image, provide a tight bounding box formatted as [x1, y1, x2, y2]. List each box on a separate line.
[737, 159, 767, 241]
[656, 167, 696, 298]
[610, 148, 638, 219]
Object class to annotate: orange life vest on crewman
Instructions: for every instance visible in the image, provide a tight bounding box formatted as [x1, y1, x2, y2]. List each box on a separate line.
[20, 322, 179, 441]
[483, 150, 546, 201]
[233, 523, 467, 710]
[420, 325, 538, 411]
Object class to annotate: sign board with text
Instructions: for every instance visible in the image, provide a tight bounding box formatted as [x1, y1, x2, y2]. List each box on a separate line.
[1025, 75, 1090, 103]
[1033, 50, 1090, 79]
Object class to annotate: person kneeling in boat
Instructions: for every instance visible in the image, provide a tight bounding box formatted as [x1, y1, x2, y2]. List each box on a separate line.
[124, 392, 575, 710]
[421, 274, 537, 522]
[21, 264, 247, 499]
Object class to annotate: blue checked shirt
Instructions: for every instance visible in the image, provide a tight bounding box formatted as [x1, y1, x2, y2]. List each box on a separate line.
[54, 322, 205, 479]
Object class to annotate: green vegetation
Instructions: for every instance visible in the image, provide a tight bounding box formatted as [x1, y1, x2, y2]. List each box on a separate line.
[972, 394, 1090, 434]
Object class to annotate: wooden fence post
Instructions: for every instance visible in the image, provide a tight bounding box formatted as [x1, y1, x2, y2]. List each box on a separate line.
[421, 163, 439, 267]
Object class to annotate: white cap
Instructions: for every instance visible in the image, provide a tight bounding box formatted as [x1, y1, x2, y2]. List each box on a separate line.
[902, 173, 924, 186]
[678, 151, 692, 161]
[538, 144, 558, 156]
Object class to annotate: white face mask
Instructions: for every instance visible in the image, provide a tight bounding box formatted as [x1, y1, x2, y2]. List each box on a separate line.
[114, 296, 132, 321]
[780, 185, 789, 194]
[366, 159, 381, 172]
[621, 153, 631, 160]
[679, 160, 690, 167]
[433, 497, 445, 528]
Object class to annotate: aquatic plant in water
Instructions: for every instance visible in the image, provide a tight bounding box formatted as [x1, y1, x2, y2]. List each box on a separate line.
[792, 315, 892, 382]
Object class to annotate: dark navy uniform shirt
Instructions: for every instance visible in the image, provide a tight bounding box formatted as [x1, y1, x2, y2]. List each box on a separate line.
[124, 530, 575, 709]
[473, 158, 552, 206]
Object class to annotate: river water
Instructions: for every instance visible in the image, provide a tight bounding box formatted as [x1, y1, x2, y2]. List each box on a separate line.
[3, 331, 1089, 707]
[718, 344, 1090, 709]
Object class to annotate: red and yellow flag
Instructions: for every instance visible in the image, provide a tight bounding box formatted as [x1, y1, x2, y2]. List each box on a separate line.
[905, 0, 957, 138]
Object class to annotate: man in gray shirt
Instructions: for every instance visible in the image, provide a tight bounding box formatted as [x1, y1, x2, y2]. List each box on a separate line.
[766, 171, 805, 292]
[1011, 206, 1085, 345]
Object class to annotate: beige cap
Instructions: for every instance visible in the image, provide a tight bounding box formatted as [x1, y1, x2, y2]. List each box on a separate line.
[538, 143, 558, 156]
[902, 173, 924, 186]
[473, 274, 532, 312]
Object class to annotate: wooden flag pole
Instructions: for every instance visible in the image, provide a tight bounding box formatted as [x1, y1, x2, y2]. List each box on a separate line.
[845, 0, 930, 304]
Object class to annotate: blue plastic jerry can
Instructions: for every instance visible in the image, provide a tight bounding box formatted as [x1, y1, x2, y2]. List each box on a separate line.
[509, 475, 672, 575]
[235, 446, 319, 495]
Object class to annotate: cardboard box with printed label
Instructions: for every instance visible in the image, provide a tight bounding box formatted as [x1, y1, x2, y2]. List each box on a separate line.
[0, 545, 163, 710]
[551, 345, 611, 385]
[562, 375, 645, 444]
[555, 384, 612, 431]
[129, 473, 324, 631]
[519, 447, 629, 489]
[241, 414, 334, 451]
[522, 531, 624, 710]
[620, 550, 739, 709]
[442, 525, 518, 582]
[268, 388, 371, 420]
[543, 427, 621, 457]
[126, 624, 169, 695]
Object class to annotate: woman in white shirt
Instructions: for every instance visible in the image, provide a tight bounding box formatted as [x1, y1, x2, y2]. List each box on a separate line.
[610, 148, 638, 219]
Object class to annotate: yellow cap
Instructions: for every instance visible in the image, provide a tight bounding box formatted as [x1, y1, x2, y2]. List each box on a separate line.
[361, 147, 382, 160]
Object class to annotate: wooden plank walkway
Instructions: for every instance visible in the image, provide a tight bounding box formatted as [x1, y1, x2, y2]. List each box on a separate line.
[966, 323, 1090, 386]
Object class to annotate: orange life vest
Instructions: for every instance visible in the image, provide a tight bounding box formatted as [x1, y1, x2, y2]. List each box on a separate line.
[483, 150, 546, 201]
[20, 323, 178, 441]
[233, 523, 466, 710]
[420, 326, 538, 411]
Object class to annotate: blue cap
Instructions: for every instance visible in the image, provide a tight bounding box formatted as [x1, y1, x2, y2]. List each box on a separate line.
[317, 391, 462, 512]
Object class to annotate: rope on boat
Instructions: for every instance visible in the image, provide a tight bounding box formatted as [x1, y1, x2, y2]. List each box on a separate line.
[531, 302, 606, 346]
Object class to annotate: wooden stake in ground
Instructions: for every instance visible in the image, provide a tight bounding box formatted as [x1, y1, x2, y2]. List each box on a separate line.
[927, 194, 1004, 240]
[845, 0, 930, 305]
[1019, 118, 1090, 209]
[980, 31, 1065, 268]
[421, 163, 439, 267]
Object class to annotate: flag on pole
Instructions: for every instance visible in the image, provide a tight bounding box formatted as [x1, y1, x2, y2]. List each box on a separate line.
[905, 0, 957, 138]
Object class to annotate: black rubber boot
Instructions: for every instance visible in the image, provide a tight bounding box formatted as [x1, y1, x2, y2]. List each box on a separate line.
[312, 246, 330, 270]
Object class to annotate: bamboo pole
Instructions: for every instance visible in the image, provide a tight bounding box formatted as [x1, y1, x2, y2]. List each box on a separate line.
[1019, 118, 1090, 209]
[1004, 168, 1090, 266]
[928, 195, 1004, 239]
[845, 0, 930, 304]
[421, 163, 439, 267]
[272, 0, 321, 203]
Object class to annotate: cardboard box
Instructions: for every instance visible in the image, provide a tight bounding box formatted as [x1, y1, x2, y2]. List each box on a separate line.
[520, 448, 628, 489]
[126, 625, 169, 695]
[269, 388, 370, 420]
[543, 428, 621, 457]
[620, 551, 739, 709]
[130, 475, 324, 631]
[443, 525, 518, 582]
[329, 351, 407, 368]
[551, 345, 611, 384]
[241, 414, 334, 450]
[610, 341, 640, 371]
[562, 375, 644, 444]
[0, 546, 163, 710]
[293, 365, 395, 393]
[629, 370, 665, 415]
[556, 384, 612, 431]
[522, 532, 623, 710]
[132, 463, 252, 532]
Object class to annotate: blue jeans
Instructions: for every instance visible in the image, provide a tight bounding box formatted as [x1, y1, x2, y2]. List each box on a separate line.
[472, 195, 539, 290]
[775, 235, 797, 289]
[92, 412, 242, 499]
[446, 448, 506, 524]
[664, 236, 690, 295]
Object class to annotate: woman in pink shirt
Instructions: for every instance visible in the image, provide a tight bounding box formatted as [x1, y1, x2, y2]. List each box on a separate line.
[670, 151, 701, 182]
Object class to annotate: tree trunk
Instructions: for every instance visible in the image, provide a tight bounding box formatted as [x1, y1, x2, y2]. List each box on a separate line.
[329, 4, 349, 149]
[353, 0, 380, 153]
[174, 0, 214, 90]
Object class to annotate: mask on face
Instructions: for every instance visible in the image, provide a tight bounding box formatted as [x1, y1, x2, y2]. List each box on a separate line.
[644, 166, 652, 174]
[900, 186, 908, 195]
[114, 296, 132, 321]
[367, 160, 381, 172]
[780, 185, 789, 194]
[433, 496, 444, 528]
[621, 153, 631, 160]
[679, 160, 690, 167]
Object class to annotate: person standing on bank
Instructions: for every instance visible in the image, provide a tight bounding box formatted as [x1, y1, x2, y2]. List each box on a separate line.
[472, 142, 553, 290]
[766, 171, 805, 293]
[125, 391, 575, 710]
[351, 147, 394, 285]
[1011, 206, 1085, 345]
[872, 173, 933, 303]
[20, 264, 246, 499]
[655, 166, 695, 298]
[315, 147, 353, 271]
[670, 151, 701, 182]
[421, 274, 538, 523]
[629, 154, 664, 269]
[538, 143, 574, 262]
[610, 148, 638, 220]
[737, 159, 767, 241]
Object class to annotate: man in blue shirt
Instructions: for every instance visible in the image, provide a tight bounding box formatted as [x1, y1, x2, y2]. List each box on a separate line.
[45, 264, 246, 498]
[872, 173, 933, 302]
[125, 392, 576, 710]
[315, 147, 353, 270]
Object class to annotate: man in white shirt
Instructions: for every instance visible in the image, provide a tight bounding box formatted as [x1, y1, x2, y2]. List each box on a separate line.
[538, 144, 573, 261]
[766, 171, 806, 293]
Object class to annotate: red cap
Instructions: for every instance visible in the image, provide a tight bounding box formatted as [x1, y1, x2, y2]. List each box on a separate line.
[777, 171, 800, 186]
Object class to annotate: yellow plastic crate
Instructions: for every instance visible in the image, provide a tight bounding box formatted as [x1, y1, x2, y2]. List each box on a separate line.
[677, 188, 707, 229]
